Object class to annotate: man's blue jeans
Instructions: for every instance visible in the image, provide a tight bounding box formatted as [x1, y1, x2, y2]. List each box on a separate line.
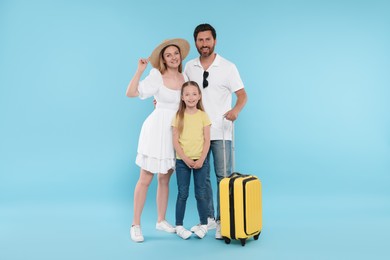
[175, 158, 209, 226]
[206, 140, 232, 221]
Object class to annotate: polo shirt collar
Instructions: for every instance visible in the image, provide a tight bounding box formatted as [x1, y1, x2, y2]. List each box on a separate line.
[194, 53, 221, 69]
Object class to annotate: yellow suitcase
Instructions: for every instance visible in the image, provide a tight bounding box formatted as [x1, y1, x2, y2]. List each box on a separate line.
[219, 172, 262, 246]
[220, 120, 262, 246]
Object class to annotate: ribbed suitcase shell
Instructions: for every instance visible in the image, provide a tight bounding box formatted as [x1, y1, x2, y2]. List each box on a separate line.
[220, 173, 262, 246]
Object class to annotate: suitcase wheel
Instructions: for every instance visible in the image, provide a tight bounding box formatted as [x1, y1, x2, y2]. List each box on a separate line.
[223, 237, 231, 244]
[254, 232, 261, 240]
[240, 238, 246, 246]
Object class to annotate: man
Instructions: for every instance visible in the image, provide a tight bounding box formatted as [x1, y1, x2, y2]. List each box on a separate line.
[184, 23, 247, 239]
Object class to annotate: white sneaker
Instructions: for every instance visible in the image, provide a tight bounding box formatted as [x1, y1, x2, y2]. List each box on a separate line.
[130, 225, 144, 242]
[190, 224, 199, 232]
[190, 217, 217, 232]
[156, 220, 176, 233]
[194, 225, 207, 239]
[215, 221, 222, 240]
[207, 217, 217, 229]
[176, 226, 192, 240]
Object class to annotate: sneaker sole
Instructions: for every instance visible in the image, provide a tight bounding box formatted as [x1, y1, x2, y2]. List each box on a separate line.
[195, 232, 206, 239]
[156, 227, 176, 233]
[177, 231, 192, 239]
[182, 234, 191, 240]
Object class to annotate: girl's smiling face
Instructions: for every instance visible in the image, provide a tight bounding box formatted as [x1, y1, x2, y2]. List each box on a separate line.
[182, 85, 201, 109]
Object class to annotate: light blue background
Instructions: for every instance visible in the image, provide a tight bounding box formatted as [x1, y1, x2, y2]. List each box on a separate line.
[1, 0, 389, 259]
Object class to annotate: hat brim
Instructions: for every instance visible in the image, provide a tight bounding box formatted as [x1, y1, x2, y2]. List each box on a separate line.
[149, 38, 190, 69]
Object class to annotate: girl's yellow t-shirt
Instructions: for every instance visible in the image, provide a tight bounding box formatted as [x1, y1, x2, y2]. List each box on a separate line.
[172, 110, 211, 159]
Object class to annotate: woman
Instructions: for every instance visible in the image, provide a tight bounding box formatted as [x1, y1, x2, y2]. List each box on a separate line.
[126, 38, 190, 242]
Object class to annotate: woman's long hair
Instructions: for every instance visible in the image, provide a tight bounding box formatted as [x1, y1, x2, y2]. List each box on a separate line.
[176, 81, 205, 135]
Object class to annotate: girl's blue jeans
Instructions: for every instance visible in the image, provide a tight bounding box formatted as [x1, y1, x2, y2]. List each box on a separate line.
[175, 158, 209, 226]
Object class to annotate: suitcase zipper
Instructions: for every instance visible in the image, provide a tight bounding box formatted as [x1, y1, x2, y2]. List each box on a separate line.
[228, 176, 240, 240]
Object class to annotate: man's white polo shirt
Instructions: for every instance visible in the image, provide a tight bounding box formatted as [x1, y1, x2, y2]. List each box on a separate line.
[184, 54, 244, 141]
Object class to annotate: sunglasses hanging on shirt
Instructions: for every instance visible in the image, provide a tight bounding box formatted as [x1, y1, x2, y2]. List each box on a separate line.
[203, 71, 209, 88]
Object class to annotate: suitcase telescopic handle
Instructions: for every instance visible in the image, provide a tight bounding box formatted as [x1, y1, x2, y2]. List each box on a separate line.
[222, 116, 235, 178]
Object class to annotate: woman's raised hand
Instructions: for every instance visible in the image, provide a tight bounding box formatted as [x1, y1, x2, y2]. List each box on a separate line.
[137, 58, 149, 73]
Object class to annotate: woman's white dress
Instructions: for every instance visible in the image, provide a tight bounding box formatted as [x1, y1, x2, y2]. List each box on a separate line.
[135, 68, 185, 174]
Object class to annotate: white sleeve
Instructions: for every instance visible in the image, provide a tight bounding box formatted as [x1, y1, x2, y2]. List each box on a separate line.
[137, 68, 162, 99]
[227, 64, 244, 93]
[183, 72, 189, 82]
[184, 63, 190, 80]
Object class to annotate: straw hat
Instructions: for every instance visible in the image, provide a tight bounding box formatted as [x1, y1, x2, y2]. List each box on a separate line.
[149, 38, 190, 69]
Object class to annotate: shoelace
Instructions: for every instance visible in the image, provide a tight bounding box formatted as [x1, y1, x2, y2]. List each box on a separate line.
[133, 226, 142, 236]
[177, 228, 185, 236]
[195, 226, 207, 236]
[177, 227, 190, 237]
[161, 220, 173, 228]
[199, 226, 207, 233]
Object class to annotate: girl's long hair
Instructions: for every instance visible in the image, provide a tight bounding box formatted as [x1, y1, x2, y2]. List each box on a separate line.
[176, 81, 205, 135]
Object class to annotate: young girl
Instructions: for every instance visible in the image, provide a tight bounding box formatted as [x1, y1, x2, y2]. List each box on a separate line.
[171, 81, 211, 239]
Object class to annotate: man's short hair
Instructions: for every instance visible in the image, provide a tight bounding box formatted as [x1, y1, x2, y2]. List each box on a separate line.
[193, 23, 217, 41]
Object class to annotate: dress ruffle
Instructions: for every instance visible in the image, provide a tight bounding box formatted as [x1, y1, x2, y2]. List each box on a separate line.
[136, 153, 175, 174]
